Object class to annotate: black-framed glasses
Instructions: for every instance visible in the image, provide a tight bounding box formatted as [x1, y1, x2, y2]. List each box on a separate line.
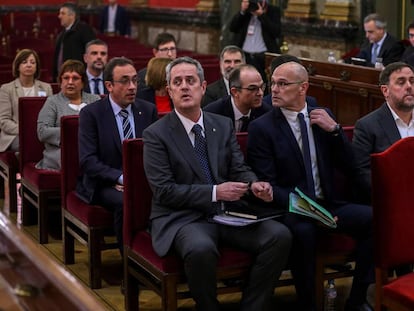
[237, 83, 266, 92]
[271, 80, 304, 89]
[113, 77, 138, 86]
[158, 47, 176, 53]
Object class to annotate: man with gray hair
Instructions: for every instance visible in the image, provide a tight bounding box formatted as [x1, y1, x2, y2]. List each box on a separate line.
[355, 13, 404, 66]
[201, 45, 245, 107]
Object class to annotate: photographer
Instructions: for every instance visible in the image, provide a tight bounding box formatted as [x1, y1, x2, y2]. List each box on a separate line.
[229, 0, 281, 86]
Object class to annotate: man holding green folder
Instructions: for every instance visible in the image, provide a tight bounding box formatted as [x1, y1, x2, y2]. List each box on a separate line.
[247, 61, 374, 311]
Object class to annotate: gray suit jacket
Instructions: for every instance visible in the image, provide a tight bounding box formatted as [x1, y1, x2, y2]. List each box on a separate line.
[143, 111, 257, 256]
[353, 103, 401, 203]
[0, 79, 52, 152]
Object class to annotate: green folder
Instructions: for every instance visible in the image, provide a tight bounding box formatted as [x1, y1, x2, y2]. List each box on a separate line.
[289, 187, 337, 228]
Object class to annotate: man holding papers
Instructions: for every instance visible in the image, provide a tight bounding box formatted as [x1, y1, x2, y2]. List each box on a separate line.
[247, 61, 374, 311]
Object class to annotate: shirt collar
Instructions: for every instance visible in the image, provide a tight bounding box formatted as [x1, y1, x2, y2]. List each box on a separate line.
[175, 109, 204, 135]
[109, 95, 132, 115]
[231, 96, 251, 120]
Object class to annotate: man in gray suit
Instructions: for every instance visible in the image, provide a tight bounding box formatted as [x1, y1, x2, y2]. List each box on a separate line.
[353, 62, 414, 204]
[143, 56, 292, 311]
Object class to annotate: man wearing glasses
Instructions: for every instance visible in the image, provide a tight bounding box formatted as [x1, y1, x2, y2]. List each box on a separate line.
[401, 21, 414, 66]
[77, 57, 157, 254]
[203, 64, 270, 132]
[247, 61, 374, 311]
[137, 32, 177, 90]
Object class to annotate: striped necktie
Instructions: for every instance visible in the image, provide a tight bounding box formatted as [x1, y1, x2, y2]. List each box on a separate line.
[120, 109, 133, 140]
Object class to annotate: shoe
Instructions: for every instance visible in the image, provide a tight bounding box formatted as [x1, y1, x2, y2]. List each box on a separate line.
[344, 300, 373, 311]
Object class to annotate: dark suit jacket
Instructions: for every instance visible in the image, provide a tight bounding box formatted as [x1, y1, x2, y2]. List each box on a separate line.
[229, 4, 281, 53]
[99, 5, 131, 36]
[263, 94, 318, 107]
[83, 80, 109, 95]
[356, 33, 404, 66]
[203, 95, 271, 131]
[201, 78, 228, 108]
[76, 96, 157, 204]
[143, 111, 258, 256]
[53, 20, 96, 81]
[352, 103, 401, 203]
[137, 68, 147, 91]
[247, 107, 353, 209]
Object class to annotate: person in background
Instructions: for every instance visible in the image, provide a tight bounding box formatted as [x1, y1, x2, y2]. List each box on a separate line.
[53, 2, 96, 82]
[137, 32, 177, 90]
[99, 0, 131, 37]
[401, 21, 414, 67]
[136, 57, 173, 114]
[201, 45, 245, 107]
[36, 60, 100, 171]
[143, 56, 291, 311]
[355, 13, 404, 67]
[83, 39, 109, 95]
[0, 49, 52, 153]
[247, 61, 374, 311]
[76, 57, 157, 254]
[203, 64, 270, 132]
[229, 0, 281, 84]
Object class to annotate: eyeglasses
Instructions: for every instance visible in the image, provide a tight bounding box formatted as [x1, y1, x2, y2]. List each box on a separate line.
[271, 80, 304, 89]
[409, 33, 414, 38]
[113, 77, 138, 86]
[158, 47, 176, 53]
[236, 83, 266, 93]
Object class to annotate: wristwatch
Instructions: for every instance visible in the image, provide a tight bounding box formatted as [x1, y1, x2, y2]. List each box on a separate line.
[331, 123, 341, 136]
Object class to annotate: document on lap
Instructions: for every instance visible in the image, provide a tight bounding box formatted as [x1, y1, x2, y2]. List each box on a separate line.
[289, 187, 337, 228]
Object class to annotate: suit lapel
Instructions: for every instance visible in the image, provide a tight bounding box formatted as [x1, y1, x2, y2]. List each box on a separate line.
[378, 103, 401, 144]
[102, 98, 123, 154]
[203, 114, 220, 181]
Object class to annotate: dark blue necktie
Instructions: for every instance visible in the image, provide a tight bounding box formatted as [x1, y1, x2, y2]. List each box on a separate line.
[92, 78, 101, 95]
[298, 113, 315, 197]
[192, 124, 215, 184]
[240, 116, 249, 132]
[120, 109, 133, 140]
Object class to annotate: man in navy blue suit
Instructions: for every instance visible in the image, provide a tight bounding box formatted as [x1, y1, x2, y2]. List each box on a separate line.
[100, 0, 131, 36]
[247, 61, 374, 311]
[203, 64, 270, 132]
[83, 39, 109, 95]
[76, 57, 157, 252]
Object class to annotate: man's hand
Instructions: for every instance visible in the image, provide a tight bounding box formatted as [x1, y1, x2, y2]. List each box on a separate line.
[250, 181, 273, 202]
[309, 108, 337, 132]
[217, 182, 249, 201]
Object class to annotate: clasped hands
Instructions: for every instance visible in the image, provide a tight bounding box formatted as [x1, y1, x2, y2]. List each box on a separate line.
[216, 181, 273, 202]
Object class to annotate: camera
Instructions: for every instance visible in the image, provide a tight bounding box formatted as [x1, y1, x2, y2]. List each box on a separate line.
[248, 1, 259, 12]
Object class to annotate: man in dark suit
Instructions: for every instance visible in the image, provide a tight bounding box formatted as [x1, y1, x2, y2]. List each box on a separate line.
[99, 0, 131, 37]
[76, 57, 157, 252]
[401, 21, 414, 66]
[53, 2, 96, 82]
[247, 61, 374, 311]
[204, 64, 270, 132]
[355, 13, 404, 67]
[83, 39, 109, 95]
[201, 45, 245, 107]
[353, 62, 414, 204]
[229, 0, 281, 83]
[143, 56, 292, 311]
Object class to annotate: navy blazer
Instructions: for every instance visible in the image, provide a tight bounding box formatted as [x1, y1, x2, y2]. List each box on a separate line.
[247, 106, 353, 209]
[352, 103, 401, 203]
[100, 5, 131, 36]
[356, 33, 404, 66]
[83, 80, 109, 95]
[76, 96, 157, 203]
[201, 78, 228, 108]
[143, 111, 257, 256]
[203, 95, 271, 130]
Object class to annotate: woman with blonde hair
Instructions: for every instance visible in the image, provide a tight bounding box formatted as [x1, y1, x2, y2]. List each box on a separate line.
[0, 49, 53, 152]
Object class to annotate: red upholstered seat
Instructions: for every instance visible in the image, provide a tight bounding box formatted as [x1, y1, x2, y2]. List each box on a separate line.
[371, 136, 414, 311]
[60, 115, 117, 289]
[0, 150, 19, 214]
[18, 96, 61, 244]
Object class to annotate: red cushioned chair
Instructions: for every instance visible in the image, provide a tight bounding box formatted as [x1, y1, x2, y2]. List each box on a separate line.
[0, 151, 19, 215]
[371, 136, 414, 311]
[60, 115, 118, 289]
[122, 138, 253, 311]
[18, 96, 61, 244]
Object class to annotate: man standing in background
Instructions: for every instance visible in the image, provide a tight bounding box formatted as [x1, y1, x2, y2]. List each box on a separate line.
[100, 0, 131, 37]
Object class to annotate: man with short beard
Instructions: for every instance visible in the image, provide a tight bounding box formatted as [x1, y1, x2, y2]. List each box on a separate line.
[83, 39, 109, 95]
[353, 62, 414, 204]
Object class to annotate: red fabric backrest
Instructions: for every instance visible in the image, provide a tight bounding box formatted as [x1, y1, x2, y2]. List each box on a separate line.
[18, 96, 47, 171]
[342, 126, 354, 141]
[371, 136, 414, 268]
[60, 115, 80, 210]
[122, 139, 152, 245]
[236, 132, 248, 158]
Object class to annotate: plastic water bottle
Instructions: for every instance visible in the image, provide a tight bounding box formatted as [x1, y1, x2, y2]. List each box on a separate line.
[374, 57, 384, 70]
[324, 279, 337, 311]
[327, 51, 336, 63]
